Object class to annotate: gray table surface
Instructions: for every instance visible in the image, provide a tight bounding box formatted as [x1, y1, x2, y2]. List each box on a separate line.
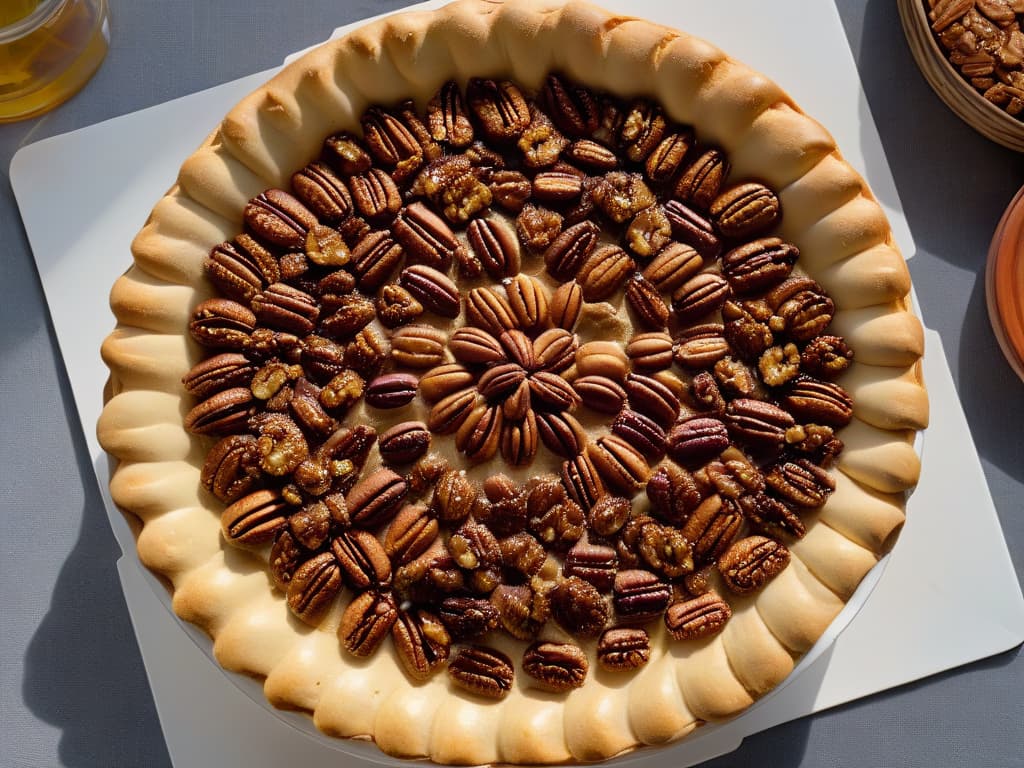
[2, 1, 1022, 766]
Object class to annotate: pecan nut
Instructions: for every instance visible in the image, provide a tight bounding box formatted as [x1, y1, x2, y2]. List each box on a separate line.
[392, 608, 451, 681]
[673, 323, 731, 369]
[448, 517, 503, 593]
[426, 80, 474, 147]
[205, 235, 279, 303]
[349, 168, 402, 223]
[611, 409, 667, 461]
[533, 169, 583, 202]
[345, 468, 408, 526]
[645, 464, 702, 525]
[500, 412, 540, 466]
[681, 495, 743, 563]
[543, 220, 600, 280]
[467, 216, 521, 279]
[319, 293, 374, 340]
[427, 389, 479, 435]
[372, 284, 422, 329]
[438, 597, 500, 641]
[612, 569, 672, 623]
[674, 148, 729, 210]
[221, 489, 288, 546]
[645, 131, 692, 183]
[454, 403, 504, 463]
[782, 378, 855, 427]
[664, 199, 721, 259]
[189, 299, 255, 350]
[766, 277, 835, 342]
[578, 244, 636, 301]
[549, 576, 609, 637]
[576, 340, 630, 381]
[672, 272, 732, 325]
[491, 583, 549, 640]
[717, 535, 791, 594]
[393, 201, 466, 271]
[559, 452, 607, 511]
[201, 435, 261, 503]
[364, 373, 419, 409]
[185, 387, 257, 436]
[536, 411, 587, 458]
[624, 372, 681, 428]
[292, 162, 353, 224]
[725, 398, 795, 453]
[420, 155, 492, 226]
[721, 237, 799, 295]
[597, 627, 651, 671]
[505, 274, 549, 332]
[541, 73, 600, 137]
[390, 324, 447, 369]
[398, 264, 461, 318]
[664, 592, 732, 640]
[499, 531, 546, 580]
[619, 100, 667, 162]
[765, 459, 836, 509]
[522, 641, 589, 692]
[588, 494, 632, 537]
[667, 417, 730, 467]
[322, 131, 372, 176]
[339, 590, 398, 657]
[593, 171, 657, 224]
[243, 189, 316, 249]
[528, 495, 585, 550]
[431, 469, 479, 523]
[449, 327, 506, 366]
[800, 335, 854, 379]
[564, 537, 619, 591]
[466, 287, 518, 336]
[710, 182, 780, 238]
[360, 105, 424, 183]
[447, 645, 515, 699]
[285, 551, 342, 626]
[344, 329, 387, 382]
[565, 139, 619, 170]
[625, 274, 670, 330]
[489, 169, 533, 213]
[626, 331, 674, 371]
[467, 78, 531, 141]
[533, 328, 578, 373]
[574, 375, 627, 414]
[549, 280, 584, 331]
[332, 529, 392, 590]
[383, 502, 438, 565]
[642, 241, 703, 293]
[183, 352, 257, 400]
[378, 421, 432, 465]
[348, 231, 402, 292]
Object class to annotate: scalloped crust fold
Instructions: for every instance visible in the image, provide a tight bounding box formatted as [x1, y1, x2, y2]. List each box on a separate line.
[96, 1, 929, 764]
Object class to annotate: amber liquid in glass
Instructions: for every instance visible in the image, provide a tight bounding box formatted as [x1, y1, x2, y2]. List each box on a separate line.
[0, 0, 109, 122]
[1, 1, 44, 26]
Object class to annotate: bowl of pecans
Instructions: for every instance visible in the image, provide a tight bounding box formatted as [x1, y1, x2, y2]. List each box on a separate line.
[899, 0, 1024, 151]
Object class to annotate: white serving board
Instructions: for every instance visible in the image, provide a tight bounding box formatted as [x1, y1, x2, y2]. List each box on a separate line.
[11, 0, 1024, 766]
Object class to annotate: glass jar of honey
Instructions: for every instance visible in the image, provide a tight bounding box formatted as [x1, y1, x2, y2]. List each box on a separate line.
[0, 0, 109, 123]
[986, 185, 1024, 383]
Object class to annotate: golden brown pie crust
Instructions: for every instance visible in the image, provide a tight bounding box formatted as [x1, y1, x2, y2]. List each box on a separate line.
[97, 0, 928, 762]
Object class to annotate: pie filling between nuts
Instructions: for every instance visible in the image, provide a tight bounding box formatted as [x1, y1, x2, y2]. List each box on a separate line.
[184, 73, 860, 698]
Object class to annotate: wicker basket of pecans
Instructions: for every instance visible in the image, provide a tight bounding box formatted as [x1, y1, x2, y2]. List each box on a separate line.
[900, 0, 1024, 151]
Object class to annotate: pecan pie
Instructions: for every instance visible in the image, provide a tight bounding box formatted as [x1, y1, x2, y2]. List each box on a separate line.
[97, 1, 928, 763]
